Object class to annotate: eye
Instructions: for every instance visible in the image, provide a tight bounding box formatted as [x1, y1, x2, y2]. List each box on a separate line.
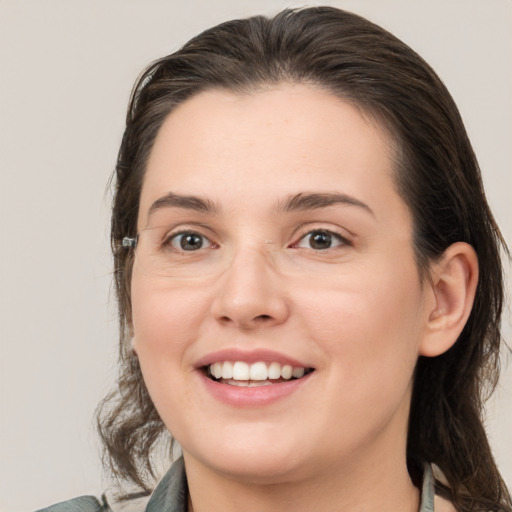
[295, 230, 348, 250]
[167, 231, 212, 251]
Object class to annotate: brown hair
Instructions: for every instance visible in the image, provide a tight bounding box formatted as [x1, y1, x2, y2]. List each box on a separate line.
[97, 7, 511, 510]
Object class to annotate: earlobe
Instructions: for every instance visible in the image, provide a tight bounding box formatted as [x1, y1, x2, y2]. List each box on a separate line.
[419, 242, 479, 357]
[128, 322, 138, 354]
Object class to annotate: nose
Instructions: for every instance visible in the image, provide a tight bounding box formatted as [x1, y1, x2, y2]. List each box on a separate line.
[210, 246, 289, 330]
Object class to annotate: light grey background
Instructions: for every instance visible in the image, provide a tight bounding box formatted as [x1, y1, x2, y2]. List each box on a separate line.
[0, 1, 510, 510]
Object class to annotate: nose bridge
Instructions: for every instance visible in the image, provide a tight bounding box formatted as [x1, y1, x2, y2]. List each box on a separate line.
[227, 243, 276, 290]
[211, 242, 288, 328]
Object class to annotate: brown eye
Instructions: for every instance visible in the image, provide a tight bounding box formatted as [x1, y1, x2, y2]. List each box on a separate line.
[310, 232, 332, 250]
[296, 230, 347, 250]
[169, 232, 210, 251]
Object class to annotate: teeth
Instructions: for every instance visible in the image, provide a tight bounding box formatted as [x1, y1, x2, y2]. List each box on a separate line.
[212, 362, 223, 379]
[232, 361, 250, 380]
[249, 361, 268, 381]
[268, 362, 281, 380]
[222, 361, 233, 379]
[292, 367, 305, 378]
[208, 361, 309, 382]
[224, 380, 273, 387]
[281, 364, 293, 379]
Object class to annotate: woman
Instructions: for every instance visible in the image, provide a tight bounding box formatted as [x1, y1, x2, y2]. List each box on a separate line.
[40, 6, 511, 512]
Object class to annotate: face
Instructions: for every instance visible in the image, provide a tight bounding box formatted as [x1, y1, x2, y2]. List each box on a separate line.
[131, 84, 434, 484]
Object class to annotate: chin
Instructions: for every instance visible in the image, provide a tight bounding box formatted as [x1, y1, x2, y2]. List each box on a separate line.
[204, 453, 305, 484]
[180, 425, 310, 483]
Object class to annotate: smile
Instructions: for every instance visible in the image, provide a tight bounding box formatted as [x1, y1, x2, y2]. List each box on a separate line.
[206, 361, 314, 387]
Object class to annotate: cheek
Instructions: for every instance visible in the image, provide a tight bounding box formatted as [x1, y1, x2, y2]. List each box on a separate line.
[129, 277, 212, 429]
[132, 275, 203, 344]
[298, 258, 425, 387]
[130, 275, 210, 398]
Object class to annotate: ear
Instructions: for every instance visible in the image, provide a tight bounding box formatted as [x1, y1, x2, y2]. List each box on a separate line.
[127, 321, 137, 354]
[419, 242, 479, 357]
[130, 335, 137, 354]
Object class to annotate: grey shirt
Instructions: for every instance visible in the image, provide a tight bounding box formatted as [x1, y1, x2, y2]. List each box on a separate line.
[37, 457, 436, 512]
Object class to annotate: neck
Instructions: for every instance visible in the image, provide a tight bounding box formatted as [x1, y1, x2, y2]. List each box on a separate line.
[184, 387, 419, 512]
[184, 448, 420, 512]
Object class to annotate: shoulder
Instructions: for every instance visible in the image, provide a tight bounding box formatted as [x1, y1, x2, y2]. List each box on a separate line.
[36, 458, 187, 512]
[36, 495, 111, 512]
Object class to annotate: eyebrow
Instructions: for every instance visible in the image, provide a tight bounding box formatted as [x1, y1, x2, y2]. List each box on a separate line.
[148, 192, 219, 217]
[147, 191, 374, 218]
[277, 192, 375, 216]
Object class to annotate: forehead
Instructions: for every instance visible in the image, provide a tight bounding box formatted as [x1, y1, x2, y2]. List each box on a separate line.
[138, 84, 402, 228]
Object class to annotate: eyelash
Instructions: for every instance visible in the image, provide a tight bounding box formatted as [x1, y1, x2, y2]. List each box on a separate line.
[162, 227, 352, 253]
[291, 229, 352, 251]
[163, 230, 216, 252]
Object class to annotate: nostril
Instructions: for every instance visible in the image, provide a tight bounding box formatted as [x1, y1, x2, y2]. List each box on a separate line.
[217, 313, 274, 327]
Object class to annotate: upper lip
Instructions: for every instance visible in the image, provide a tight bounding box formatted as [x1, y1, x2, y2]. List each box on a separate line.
[194, 348, 312, 369]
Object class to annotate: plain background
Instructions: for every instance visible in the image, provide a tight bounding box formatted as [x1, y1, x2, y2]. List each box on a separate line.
[0, 1, 510, 510]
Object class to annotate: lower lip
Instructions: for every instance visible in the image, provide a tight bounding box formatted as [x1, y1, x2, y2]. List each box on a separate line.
[200, 371, 313, 407]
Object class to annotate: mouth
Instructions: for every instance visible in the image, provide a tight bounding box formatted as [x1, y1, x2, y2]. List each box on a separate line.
[204, 361, 315, 387]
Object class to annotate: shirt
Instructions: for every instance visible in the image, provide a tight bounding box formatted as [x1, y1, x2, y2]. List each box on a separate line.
[37, 457, 437, 512]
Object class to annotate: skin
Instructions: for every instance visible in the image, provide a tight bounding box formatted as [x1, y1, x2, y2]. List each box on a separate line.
[131, 84, 476, 512]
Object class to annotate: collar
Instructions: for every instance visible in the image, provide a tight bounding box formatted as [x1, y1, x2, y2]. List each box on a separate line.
[145, 457, 188, 512]
[145, 458, 437, 512]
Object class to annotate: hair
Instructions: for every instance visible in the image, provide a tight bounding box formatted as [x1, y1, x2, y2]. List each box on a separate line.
[97, 6, 511, 511]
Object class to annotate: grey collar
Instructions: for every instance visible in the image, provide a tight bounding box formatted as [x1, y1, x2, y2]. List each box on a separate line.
[146, 458, 437, 512]
[146, 457, 188, 512]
